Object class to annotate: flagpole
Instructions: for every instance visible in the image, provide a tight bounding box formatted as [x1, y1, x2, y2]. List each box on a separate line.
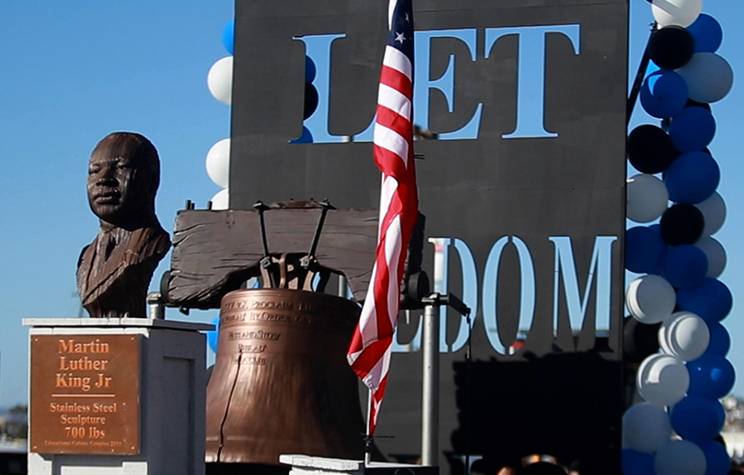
[347, 0, 417, 467]
[341, 274, 373, 465]
[365, 389, 373, 466]
[421, 294, 440, 466]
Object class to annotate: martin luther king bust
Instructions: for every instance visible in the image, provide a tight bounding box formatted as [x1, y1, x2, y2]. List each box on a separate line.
[76, 132, 171, 318]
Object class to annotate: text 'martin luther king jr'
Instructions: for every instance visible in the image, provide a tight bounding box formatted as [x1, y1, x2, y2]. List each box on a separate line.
[76, 132, 170, 318]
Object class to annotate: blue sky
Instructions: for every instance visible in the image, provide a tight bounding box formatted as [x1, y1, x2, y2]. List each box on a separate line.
[0, 0, 234, 406]
[0, 0, 742, 408]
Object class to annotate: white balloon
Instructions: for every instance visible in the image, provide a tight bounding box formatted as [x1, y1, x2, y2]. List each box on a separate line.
[211, 189, 229, 210]
[696, 236, 726, 278]
[206, 139, 230, 189]
[622, 403, 673, 453]
[627, 174, 669, 223]
[659, 312, 709, 361]
[652, 0, 702, 28]
[626, 275, 676, 324]
[655, 440, 706, 475]
[695, 192, 726, 236]
[677, 52, 734, 103]
[207, 56, 233, 105]
[637, 353, 689, 406]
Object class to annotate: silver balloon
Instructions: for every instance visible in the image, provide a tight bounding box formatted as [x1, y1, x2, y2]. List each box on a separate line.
[626, 275, 676, 324]
[627, 174, 669, 223]
[207, 56, 233, 105]
[659, 311, 709, 361]
[210, 189, 229, 210]
[637, 353, 689, 406]
[622, 403, 672, 453]
[695, 192, 726, 236]
[696, 236, 726, 278]
[677, 53, 734, 103]
[652, 0, 702, 28]
[206, 138, 230, 189]
[655, 440, 706, 475]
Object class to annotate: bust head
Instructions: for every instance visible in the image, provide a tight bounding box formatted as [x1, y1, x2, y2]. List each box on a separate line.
[87, 132, 160, 229]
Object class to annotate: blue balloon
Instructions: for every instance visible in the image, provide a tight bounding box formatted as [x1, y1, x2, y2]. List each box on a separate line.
[713, 397, 726, 428]
[687, 14, 723, 53]
[662, 245, 708, 289]
[625, 226, 666, 274]
[305, 56, 317, 82]
[207, 316, 220, 353]
[671, 395, 724, 443]
[670, 107, 716, 152]
[707, 322, 731, 356]
[687, 354, 736, 399]
[222, 19, 235, 55]
[291, 126, 314, 144]
[663, 151, 720, 204]
[621, 449, 654, 475]
[677, 278, 733, 322]
[641, 70, 689, 118]
[701, 441, 730, 475]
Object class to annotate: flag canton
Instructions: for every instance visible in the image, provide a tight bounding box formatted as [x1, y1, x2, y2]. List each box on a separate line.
[388, 0, 414, 62]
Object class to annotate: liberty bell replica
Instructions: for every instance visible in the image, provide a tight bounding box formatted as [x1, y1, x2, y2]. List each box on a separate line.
[204, 200, 368, 471]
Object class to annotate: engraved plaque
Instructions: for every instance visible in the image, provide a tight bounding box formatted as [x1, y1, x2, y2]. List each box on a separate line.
[30, 334, 141, 455]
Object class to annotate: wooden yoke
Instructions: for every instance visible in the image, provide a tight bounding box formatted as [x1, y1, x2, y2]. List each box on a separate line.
[162, 200, 428, 310]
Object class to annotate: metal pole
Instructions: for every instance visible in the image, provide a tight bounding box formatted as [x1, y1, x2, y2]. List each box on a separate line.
[364, 389, 373, 466]
[338, 275, 349, 299]
[421, 295, 440, 466]
[147, 292, 164, 319]
[627, 22, 657, 125]
[464, 313, 473, 475]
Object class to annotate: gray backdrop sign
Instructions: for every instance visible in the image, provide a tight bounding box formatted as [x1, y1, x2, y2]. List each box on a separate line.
[230, 0, 627, 472]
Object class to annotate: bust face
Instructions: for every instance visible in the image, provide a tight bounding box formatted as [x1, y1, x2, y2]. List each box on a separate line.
[87, 134, 157, 226]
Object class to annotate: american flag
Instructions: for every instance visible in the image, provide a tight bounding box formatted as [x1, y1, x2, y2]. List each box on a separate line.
[347, 0, 418, 436]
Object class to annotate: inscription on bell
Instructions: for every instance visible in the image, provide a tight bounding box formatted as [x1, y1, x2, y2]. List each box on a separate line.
[228, 329, 281, 341]
[238, 343, 267, 353]
[30, 334, 141, 455]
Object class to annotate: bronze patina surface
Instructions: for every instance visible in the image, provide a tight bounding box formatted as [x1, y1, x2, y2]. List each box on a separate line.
[77, 132, 171, 317]
[30, 335, 141, 455]
[206, 288, 365, 464]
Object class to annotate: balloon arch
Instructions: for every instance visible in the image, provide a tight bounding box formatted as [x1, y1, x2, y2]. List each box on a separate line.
[205, 19, 234, 209]
[624, 1, 734, 474]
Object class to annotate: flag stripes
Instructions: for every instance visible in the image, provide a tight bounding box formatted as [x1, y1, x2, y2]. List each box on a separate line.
[347, 0, 417, 436]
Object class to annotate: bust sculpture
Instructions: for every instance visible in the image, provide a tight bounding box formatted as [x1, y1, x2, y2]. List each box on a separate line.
[76, 132, 171, 317]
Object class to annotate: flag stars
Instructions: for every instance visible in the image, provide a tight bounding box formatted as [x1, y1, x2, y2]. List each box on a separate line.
[395, 32, 406, 44]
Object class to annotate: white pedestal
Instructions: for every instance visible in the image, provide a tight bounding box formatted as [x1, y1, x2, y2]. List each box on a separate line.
[279, 455, 438, 475]
[24, 318, 212, 475]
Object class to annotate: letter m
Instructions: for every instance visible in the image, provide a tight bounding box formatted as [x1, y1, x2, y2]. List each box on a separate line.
[549, 236, 617, 348]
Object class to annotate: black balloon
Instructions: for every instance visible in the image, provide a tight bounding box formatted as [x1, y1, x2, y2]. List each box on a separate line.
[303, 82, 319, 120]
[627, 125, 678, 173]
[660, 203, 704, 245]
[649, 26, 695, 70]
[623, 316, 661, 362]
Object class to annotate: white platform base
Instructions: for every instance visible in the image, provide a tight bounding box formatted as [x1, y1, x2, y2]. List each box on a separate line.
[280, 454, 438, 475]
[25, 318, 212, 475]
